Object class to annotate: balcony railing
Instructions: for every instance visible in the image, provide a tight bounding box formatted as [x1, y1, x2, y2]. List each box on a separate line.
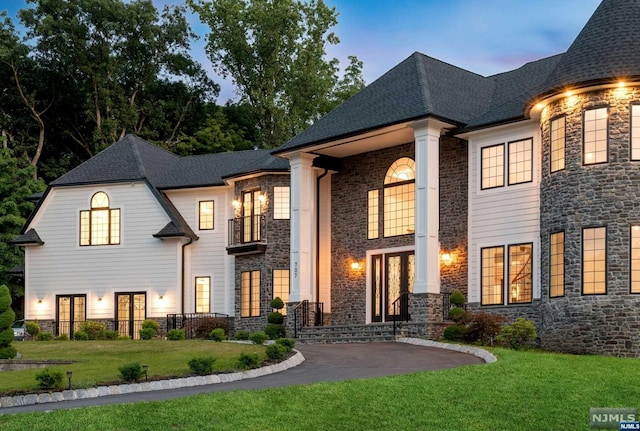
[227, 215, 267, 255]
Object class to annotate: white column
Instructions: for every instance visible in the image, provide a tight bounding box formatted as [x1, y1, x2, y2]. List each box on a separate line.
[413, 119, 445, 294]
[289, 153, 316, 302]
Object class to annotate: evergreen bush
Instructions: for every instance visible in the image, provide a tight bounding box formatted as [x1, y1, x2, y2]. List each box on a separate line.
[237, 352, 260, 369]
[73, 330, 89, 341]
[37, 332, 53, 341]
[104, 329, 119, 340]
[79, 321, 106, 340]
[209, 328, 226, 342]
[167, 329, 185, 340]
[447, 307, 467, 322]
[118, 362, 144, 382]
[265, 323, 286, 340]
[266, 344, 285, 360]
[449, 289, 465, 306]
[187, 356, 216, 375]
[497, 318, 538, 350]
[249, 331, 268, 345]
[276, 338, 295, 351]
[0, 285, 16, 359]
[26, 321, 40, 339]
[234, 330, 250, 340]
[139, 328, 157, 340]
[443, 324, 466, 341]
[141, 319, 160, 331]
[35, 368, 64, 390]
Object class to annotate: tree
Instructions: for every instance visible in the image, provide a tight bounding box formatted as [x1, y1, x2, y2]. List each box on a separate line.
[0, 285, 17, 359]
[189, 0, 365, 148]
[0, 148, 45, 313]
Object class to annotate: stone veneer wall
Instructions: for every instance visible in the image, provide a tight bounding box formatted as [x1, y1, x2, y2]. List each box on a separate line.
[330, 143, 415, 325]
[470, 87, 640, 356]
[232, 174, 291, 334]
[439, 136, 469, 298]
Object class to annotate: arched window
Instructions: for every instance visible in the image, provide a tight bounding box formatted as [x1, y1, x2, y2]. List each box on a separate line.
[80, 192, 120, 246]
[368, 157, 416, 239]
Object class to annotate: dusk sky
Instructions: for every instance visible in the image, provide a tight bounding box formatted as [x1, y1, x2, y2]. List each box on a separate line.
[2, 0, 602, 102]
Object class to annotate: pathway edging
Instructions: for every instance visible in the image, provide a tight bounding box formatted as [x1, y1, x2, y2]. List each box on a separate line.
[396, 337, 497, 363]
[0, 350, 305, 409]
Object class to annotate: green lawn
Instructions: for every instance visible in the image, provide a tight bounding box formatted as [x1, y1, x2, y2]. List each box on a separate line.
[1, 347, 639, 430]
[0, 340, 266, 394]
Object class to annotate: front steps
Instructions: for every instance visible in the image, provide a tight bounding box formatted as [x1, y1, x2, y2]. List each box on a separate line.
[294, 322, 426, 344]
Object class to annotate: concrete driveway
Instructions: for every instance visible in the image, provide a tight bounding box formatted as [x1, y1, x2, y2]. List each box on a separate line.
[0, 341, 484, 415]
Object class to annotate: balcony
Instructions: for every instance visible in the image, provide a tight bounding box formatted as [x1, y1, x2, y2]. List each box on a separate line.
[227, 215, 267, 255]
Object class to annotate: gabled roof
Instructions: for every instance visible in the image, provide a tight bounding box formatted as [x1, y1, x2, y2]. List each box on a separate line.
[537, 0, 640, 98]
[10, 228, 44, 246]
[274, 52, 494, 154]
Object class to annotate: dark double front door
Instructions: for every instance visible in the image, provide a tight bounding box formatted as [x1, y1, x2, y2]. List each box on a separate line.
[371, 251, 415, 322]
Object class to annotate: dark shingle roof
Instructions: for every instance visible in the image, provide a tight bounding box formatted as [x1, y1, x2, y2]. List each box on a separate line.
[10, 228, 44, 245]
[538, 0, 640, 98]
[274, 52, 494, 154]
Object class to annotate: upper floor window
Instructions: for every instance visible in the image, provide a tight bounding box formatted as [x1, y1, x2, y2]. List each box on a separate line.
[550, 117, 566, 172]
[550, 232, 565, 297]
[583, 107, 608, 165]
[199, 201, 214, 230]
[242, 190, 262, 242]
[80, 192, 120, 246]
[582, 227, 606, 295]
[508, 139, 533, 185]
[481, 144, 504, 189]
[631, 105, 640, 160]
[273, 187, 290, 220]
[383, 157, 415, 237]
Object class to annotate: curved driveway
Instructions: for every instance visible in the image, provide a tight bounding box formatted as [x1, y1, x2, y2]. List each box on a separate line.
[1, 342, 484, 415]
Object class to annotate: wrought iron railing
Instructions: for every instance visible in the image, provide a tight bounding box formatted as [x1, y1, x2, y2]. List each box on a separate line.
[54, 320, 144, 339]
[442, 292, 466, 320]
[292, 300, 324, 338]
[166, 313, 230, 339]
[228, 215, 265, 246]
[392, 292, 410, 336]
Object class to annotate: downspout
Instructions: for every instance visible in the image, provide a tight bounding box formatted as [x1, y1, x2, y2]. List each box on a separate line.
[181, 237, 194, 315]
[315, 169, 329, 305]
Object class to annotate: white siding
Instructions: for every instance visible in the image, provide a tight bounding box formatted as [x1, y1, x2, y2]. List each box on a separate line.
[467, 122, 541, 304]
[25, 183, 182, 320]
[164, 187, 234, 315]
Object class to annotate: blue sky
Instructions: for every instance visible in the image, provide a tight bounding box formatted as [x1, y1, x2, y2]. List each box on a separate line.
[2, 0, 601, 102]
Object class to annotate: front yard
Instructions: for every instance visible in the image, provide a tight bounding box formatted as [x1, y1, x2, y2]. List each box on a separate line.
[1, 347, 639, 430]
[0, 340, 266, 395]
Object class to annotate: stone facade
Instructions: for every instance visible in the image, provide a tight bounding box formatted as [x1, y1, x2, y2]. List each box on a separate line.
[232, 174, 291, 334]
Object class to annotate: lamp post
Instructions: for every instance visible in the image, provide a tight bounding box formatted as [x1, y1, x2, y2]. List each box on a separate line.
[66, 371, 72, 390]
[142, 364, 148, 381]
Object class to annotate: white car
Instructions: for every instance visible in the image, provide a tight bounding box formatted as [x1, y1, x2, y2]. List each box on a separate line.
[12, 320, 26, 341]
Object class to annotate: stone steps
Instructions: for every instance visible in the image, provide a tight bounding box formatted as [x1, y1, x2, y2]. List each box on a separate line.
[295, 322, 401, 344]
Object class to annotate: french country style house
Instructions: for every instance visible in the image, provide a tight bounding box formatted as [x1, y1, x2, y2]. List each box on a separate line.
[11, 0, 640, 355]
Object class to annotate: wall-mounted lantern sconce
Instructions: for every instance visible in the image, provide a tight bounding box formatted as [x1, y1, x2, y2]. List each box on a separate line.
[98, 297, 103, 302]
[232, 199, 241, 209]
[258, 193, 266, 203]
[441, 251, 456, 266]
[37, 299, 43, 304]
[351, 262, 361, 270]
[159, 295, 164, 300]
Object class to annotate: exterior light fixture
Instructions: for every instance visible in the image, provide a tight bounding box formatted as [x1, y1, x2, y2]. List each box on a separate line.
[142, 364, 148, 381]
[37, 299, 42, 304]
[441, 253, 452, 264]
[67, 370, 73, 390]
[159, 295, 164, 300]
[258, 193, 266, 203]
[350, 261, 362, 270]
[98, 297, 103, 302]
[232, 199, 241, 208]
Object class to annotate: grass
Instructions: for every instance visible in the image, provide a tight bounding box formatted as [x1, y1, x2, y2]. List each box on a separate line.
[1, 347, 639, 430]
[1, 340, 266, 394]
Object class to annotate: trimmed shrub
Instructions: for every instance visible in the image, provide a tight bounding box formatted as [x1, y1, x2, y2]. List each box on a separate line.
[443, 324, 466, 341]
[187, 356, 216, 376]
[266, 344, 285, 360]
[37, 332, 53, 341]
[118, 362, 144, 382]
[447, 307, 467, 322]
[141, 319, 160, 331]
[234, 330, 250, 340]
[276, 338, 295, 351]
[265, 324, 286, 340]
[104, 330, 119, 340]
[79, 321, 106, 340]
[497, 318, 538, 350]
[139, 328, 157, 340]
[249, 331, 268, 345]
[0, 285, 15, 359]
[26, 321, 40, 339]
[118, 335, 131, 340]
[209, 328, 226, 342]
[267, 311, 284, 324]
[35, 368, 64, 390]
[463, 312, 505, 345]
[237, 352, 260, 369]
[167, 329, 186, 340]
[270, 297, 284, 310]
[73, 330, 89, 341]
[55, 334, 69, 341]
[449, 289, 465, 306]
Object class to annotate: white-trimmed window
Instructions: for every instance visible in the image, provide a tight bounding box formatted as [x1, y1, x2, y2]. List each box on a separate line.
[631, 105, 640, 160]
[195, 277, 211, 313]
[367, 190, 379, 239]
[550, 117, 566, 172]
[508, 138, 533, 185]
[383, 157, 415, 237]
[273, 187, 290, 220]
[508, 243, 533, 304]
[481, 246, 504, 305]
[583, 107, 608, 165]
[241, 270, 260, 317]
[273, 269, 290, 315]
[583, 227, 606, 295]
[550, 232, 565, 297]
[631, 226, 640, 293]
[481, 144, 504, 189]
[199, 201, 214, 230]
[80, 192, 120, 246]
